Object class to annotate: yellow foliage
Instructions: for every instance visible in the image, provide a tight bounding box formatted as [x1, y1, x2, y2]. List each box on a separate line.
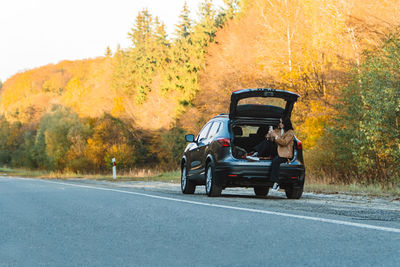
[111, 96, 125, 117]
[84, 137, 106, 167]
[296, 100, 332, 149]
[1, 0, 400, 137]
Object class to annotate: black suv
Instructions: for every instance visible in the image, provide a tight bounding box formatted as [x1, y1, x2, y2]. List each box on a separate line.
[181, 88, 305, 198]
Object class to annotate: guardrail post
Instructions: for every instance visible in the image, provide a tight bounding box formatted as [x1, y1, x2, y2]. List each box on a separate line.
[112, 158, 116, 180]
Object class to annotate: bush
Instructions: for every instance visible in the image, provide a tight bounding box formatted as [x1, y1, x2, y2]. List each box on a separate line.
[331, 30, 400, 187]
[11, 131, 37, 169]
[158, 126, 187, 170]
[34, 105, 91, 171]
[84, 114, 148, 172]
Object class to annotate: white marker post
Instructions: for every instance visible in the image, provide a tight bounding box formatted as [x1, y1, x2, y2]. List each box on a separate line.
[112, 158, 116, 180]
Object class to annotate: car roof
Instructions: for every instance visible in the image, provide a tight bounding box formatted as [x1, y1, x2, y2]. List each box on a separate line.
[212, 113, 229, 120]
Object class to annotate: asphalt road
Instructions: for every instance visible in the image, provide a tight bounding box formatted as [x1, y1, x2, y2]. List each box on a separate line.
[0, 177, 399, 266]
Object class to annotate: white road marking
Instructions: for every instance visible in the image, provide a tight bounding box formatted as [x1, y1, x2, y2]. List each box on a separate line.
[33, 179, 400, 233]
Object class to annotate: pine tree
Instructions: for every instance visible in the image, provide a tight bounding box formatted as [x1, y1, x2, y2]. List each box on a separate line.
[215, 0, 240, 28]
[152, 17, 170, 69]
[193, 0, 217, 49]
[162, 2, 197, 105]
[105, 46, 112, 56]
[174, 1, 192, 40]
[160, 0, 221, 119]
[128, 9, 153, 49]
[115, 9, 169, 104]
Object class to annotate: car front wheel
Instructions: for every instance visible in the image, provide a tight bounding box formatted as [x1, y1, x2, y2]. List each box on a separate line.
[205, 162, 222, 197]
[181, 164, 196, 194]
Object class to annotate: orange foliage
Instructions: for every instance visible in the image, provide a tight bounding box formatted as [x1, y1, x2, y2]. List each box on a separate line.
[0, 57, 114, 122]
[192, 0, 400, 143]
[1, 0, 400, 139]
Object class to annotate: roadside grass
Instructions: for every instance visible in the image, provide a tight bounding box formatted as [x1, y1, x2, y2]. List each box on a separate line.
[306, 174, 400, 197]
[1, 167, 398, 197]
[0, 167, 180, 183]
[0, 167, 50, 178]
[304, 183, 400, 197]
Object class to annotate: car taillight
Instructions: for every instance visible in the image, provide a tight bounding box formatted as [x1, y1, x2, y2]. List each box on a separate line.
[297, 141, 302, 150]
[217, 138, 231, 147]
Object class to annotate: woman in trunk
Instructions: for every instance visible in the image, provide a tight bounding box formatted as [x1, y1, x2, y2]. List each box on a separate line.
[247, 117, 294, 190]
[268, 117, 294, 190]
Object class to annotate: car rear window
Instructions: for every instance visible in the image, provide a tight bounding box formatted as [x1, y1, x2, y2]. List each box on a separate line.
[239, 125, 259, 137]
[237, 97, 286, 108]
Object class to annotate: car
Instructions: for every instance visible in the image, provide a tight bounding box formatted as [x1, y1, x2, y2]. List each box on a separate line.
[180, 88, 305, 198]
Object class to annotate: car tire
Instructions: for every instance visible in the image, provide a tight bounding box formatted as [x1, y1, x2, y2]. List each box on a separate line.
[181, 164, 196, 194]
[253, 186, 269, 196]
[205, 162, 222, 197]
[285, 185, 303, 199]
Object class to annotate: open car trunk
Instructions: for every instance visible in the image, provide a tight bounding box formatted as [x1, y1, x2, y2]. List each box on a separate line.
[229, 89, 300, 160]
[229, 88, 299, 121]
[231, 122, 301, 161]
[231, 123, 274, 159]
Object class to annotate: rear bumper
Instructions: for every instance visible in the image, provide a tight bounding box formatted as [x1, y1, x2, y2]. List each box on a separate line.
[215, 159, 305, 189]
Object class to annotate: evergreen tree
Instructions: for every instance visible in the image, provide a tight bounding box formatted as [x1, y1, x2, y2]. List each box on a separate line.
[105, 46, 112, 56]
[161, 2, 199, 111]
[174, 1, 192, 40]
[152, 17, 170, 69]
[193, 0, 218, 50]
[113, 9, 169, 104]
[161, 0, 220, 117]
[215, 0, 240, 28]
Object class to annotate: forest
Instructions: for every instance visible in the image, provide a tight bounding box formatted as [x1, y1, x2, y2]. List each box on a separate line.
[0, 0, 399, 188]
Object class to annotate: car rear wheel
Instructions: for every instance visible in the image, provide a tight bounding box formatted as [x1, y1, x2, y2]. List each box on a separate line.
[253, 186, 269, 196]
[285, 185, 303, 199]
[205, 162, 222, 197]
[181, 165, 196, 194]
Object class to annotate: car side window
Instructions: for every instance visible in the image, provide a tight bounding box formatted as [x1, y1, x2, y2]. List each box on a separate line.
[208, 122, 221, 140]
[197, 122, 212, 143]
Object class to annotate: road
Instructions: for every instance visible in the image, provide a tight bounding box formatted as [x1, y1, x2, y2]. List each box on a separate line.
[0, 177, 399, 266]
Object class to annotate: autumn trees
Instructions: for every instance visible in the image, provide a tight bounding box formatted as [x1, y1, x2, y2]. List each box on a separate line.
[0, 0, 228, 173]
[330, 31, 400, 186]
[0, 0, 399, 186]
[112, 1, 228, 129]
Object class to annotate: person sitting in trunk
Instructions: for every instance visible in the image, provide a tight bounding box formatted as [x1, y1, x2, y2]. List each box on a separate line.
[249, 126, 268, 150]
[247, 125, 277, 159]
[247, 117, 294, 191]
[251, 127, 277, 159]
[269, 117, 294, 190]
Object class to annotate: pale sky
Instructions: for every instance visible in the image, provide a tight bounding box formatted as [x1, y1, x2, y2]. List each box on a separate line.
[0, 0, 224, 82]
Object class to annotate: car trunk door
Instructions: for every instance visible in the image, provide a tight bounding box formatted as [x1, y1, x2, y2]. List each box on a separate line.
[229, 88, 299, 120]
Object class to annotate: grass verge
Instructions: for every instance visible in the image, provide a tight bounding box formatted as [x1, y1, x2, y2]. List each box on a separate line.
[304, 183, 400, 197]
[0, 167, 180, 183]
[1, 167, 398, 197]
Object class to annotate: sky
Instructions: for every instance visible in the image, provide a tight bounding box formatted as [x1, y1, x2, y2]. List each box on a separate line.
[0, 0, 224, 82]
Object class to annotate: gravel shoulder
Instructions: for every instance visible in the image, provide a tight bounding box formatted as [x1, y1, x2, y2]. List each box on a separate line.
[67, 179, 400, 212]
[72, 179, 400, 230]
